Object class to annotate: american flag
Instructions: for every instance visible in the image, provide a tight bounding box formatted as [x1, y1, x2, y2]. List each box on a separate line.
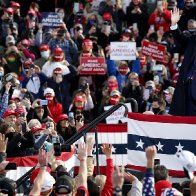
[127, 113, 196, 176]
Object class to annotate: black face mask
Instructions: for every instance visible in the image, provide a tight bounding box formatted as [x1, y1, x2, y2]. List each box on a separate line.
[152, 107, 161, 114]
[6, 132, 15, 141]
[185, 2, 194, 8]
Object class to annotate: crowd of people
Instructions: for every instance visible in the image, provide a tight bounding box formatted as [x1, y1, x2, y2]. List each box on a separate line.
[0, 0, 195, 195]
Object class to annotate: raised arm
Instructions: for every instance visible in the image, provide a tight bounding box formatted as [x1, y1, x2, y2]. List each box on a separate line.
[29, 149, 48, 196]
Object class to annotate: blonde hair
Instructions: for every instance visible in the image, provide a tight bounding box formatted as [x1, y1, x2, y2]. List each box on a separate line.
[95, 175, 106, 192]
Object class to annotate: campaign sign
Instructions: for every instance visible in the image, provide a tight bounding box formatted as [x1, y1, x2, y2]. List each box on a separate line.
[42, 12, 62, 28]
[110, 42, 136, 61]
[104, 103, 132, 124]
[79, 57, 106, 75]
[142, 40, 166, 62]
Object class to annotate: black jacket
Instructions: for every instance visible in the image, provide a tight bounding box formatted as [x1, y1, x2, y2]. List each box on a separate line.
[6, 131, 35, 157]
[169, 28, 196, 116]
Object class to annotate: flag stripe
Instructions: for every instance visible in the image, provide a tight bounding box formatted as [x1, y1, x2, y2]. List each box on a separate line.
[127, 119, 196, 140]
[128, 134, 196, 154]
[128, 112, 196, 124]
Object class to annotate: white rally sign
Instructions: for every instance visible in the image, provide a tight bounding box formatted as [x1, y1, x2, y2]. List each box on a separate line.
[110, 42, 136, 61]
[104, 103, 132, 124]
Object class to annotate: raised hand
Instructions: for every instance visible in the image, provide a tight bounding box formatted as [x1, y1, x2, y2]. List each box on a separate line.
[145, 145, 157, 168]
[0, 133, 8, 153]
[112, 166, 124, 188]
[101, 143, 112, 159]
[171, 7, 181, 26]
[77, 142, 87, 161]
[86, 137, 95, 156]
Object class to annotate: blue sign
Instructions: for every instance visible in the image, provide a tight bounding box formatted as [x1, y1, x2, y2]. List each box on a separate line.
[41, 12, 62, 28]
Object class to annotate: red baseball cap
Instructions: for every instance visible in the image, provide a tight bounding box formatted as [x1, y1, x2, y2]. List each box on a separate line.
[5, 7, 14, 15]
[102, 12, 112, 21]
[56, 114, 68, 124]
[3, 110, 18, 118]
[39, 44, 49, 52]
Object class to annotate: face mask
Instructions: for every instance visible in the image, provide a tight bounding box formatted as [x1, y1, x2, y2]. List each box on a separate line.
[45, 95, 53, 100]
[58, 13, 65, 19]
[55, 75, 63, 83]
[41, 51, 50, 59]
[185, 2, 194, 8]
[109, 97, 120, 105]
[118, 64, 129, 75]
[152, 107, 160, 114]
[188, 28, 196, 33]
[88, 19, 96, 26]
[6, 132, 15, 141]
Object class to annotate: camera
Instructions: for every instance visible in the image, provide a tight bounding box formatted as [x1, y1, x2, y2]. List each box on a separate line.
[75, 112, 84, 122]
[53, 143, 72, 156]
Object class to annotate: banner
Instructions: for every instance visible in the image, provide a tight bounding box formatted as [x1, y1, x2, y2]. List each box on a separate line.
[142, 40, 166, 62]
[41, 12, 63, 28]
[110, 42, 136, 60]
[79, 57, 106, 75]
[127, 113, 196, 177]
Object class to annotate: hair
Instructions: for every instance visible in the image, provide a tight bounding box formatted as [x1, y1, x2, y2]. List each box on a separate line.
[188, 19, 196, 25]
[87, 177, 100, 196]
[28, 119, 41, 129]
[152, 98, 166, 109]
[125, 72, 139, 87]
[95, 175, 106, 192]
[154, 165, 169, 182]
[0, 122, 13, 134]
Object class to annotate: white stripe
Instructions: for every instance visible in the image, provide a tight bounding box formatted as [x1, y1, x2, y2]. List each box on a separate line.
[127, 119, 196, 140]
[128, 150, 184, 171]
[75, 132, 127, 144]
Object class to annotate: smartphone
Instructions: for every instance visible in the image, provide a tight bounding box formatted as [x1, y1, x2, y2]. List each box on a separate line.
[133, 23, 138, 30]
[183, 188, 190, 196]
[74, 2, 80, 13]
[5, 162, 17, 170]
[143, 89, 150, 100]
[150, 25, 155, 31]
[46, 122, 50, 129]
[68, 112, 74, 122]
[40, 100, 48, 106]
[105, 25, 111, 34]
[152, 64, 163, 72]
[157, 1, 163, 8]
[174, 53, 179, 63]
[154, 158, 160, 166]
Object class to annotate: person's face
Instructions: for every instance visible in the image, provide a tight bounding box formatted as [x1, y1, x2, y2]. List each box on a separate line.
[60, 119, 69, 128]
[8, 103, 17, 110]
[188, 22, 196, 30]
[132, 0, 140, 5]
[152, 101, 159, 108]
[5, 115, 17, 124]
[75, 100, 85, 108]
[35, 106, 44, 117]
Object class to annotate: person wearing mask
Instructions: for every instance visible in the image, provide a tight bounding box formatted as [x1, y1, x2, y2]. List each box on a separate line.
[148, 1, 171, 33]
[34, 44, 51, 68]
[48, 28, 78, 65]
[122, 72, 144, 112]
[151, 98, 167, 115]
[178, 0, 196, 31]
[42, 47, 70, 78]
[169, 8, 196, 116]
[21, 60, 48, 99]
[26, 99, 49, 123]
[0, 120, 34, 157]
[126, 0, 149, 38]
[182, 19, 196, 37]
[47, 66, 77, 113]
[163, 86, 175, 113]
[4, 35, 22, 75]
[43, 87, 63, 123]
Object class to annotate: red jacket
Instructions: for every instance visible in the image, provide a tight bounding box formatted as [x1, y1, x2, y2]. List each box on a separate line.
[101, 158, 114, 196]
[148, 9, 171, 32]
[48, 101, 63, 123]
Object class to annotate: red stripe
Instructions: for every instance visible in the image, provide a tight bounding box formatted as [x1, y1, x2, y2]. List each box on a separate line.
[128, 112, 196, 124]
[89, 123, 127, 133]
[7, 152, 74, 167]
[127, 164, 192, 177]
